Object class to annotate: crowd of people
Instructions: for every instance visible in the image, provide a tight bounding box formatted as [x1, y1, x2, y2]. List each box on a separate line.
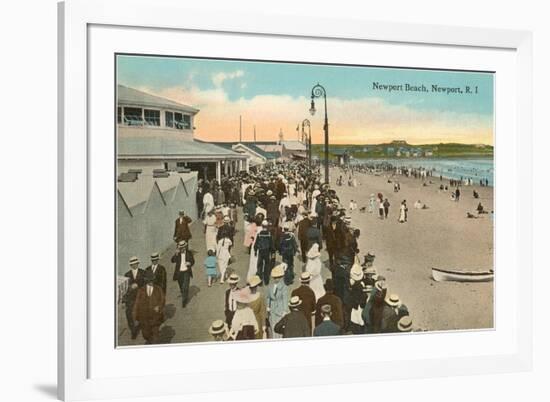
[120, 161, 415, 344]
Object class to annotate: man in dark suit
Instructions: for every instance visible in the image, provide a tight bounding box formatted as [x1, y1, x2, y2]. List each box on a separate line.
[313, 304, 342, 337]
[171, 240, 195, 308]
[132, 272, 165, 344]
[224, 273, 240, 326]
[274, 296, 310, 338]
[324, 216, 339, 271]
[291, 272, 316, 333]
[315, 279, 344, 328]
[173, 210, 192, 245]
[306, 216, 323, 251]
[123, 256, 145, 339]
[145, 252, 167, 295]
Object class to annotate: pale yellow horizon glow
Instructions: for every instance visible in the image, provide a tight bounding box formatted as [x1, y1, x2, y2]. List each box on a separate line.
[140, 86, 494, 146]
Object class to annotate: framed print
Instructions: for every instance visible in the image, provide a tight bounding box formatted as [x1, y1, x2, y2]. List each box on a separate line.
[58, 0, 533, 400]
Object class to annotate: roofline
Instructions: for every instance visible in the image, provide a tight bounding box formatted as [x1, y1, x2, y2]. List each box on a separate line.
[118, 154, 249, 160]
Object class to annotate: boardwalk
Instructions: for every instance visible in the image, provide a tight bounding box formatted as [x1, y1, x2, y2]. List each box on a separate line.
[117, 209, 332, 346]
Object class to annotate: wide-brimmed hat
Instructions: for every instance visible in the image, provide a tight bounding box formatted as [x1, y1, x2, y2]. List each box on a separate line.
[364, 265, 377, 275]
[208, 319, 227, 335]
[289, 295, 302, 308]
[261, 220, 268, 226]
[129, 256, 139, 265]
[178, 240, 188, 248]
[234, 288, 253, 304]
[397, 316, 413, 332]
[271, 263, 286, 278]
[248, 275, 262, 288]
[350, 264, 363, 281]
[228, 273, 240, 284]
[300, 272, 311, 283]
[386, 294, 400, 307]
[223, 216, 231, 223]
[150, 252, 160, 261]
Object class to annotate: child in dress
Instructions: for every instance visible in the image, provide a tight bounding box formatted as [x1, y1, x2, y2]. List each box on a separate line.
[204, 249, 218, 287]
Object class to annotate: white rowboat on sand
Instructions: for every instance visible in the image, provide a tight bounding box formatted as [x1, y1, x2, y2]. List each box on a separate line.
[432, 267, 494, 283]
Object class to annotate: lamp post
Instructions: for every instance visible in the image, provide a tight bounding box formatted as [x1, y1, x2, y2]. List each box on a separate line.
[301, 119, 312, 168]
[310, 83, 329, 184]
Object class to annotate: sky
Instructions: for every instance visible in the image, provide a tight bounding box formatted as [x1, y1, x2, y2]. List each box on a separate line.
[117, 55, 494, 145]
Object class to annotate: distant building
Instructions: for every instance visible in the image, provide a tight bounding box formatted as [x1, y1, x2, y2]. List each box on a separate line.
[117, 85, 248, 181]
[280, 140, 307, 160]
[386, 147, 395, 156]
[424, 150, 434, 157]
[332, 149, 351, 166]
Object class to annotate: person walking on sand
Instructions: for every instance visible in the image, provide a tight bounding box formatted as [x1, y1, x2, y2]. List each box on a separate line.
[378, 198, 385, 219]
[368, 194, 376, 214]
[398, 200, 407, 223]
[455, 187, 461, 202]
[383, 198, 391, 219]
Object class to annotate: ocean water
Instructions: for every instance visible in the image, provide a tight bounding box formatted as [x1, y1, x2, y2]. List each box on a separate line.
[353, 157, 494, 186]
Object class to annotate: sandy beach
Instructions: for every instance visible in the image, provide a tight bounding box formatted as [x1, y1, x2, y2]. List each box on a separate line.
[331, 166, 494, 331]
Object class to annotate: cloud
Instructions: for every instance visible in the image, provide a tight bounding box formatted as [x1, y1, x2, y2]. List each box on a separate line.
[140, 86, 493, 145]
[211, 70, 245, 88]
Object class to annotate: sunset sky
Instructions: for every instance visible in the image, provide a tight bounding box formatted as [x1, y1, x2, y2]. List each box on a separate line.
[117, 55, 494, 145]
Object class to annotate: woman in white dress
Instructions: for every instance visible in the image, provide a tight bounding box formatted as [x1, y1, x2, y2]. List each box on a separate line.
[398, 202, 406, 223]
[202, 191, 214, 217]
[247, 224, 263, 280]
[305, 243, 325, 300]
[368, 194, 376, 213]
[204, 211, 218, 252]
[216, 237, 232, 283]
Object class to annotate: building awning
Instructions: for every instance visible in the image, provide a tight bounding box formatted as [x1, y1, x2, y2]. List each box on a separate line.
[118, 137, 249, 161]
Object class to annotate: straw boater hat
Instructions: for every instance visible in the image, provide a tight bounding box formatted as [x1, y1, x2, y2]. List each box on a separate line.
[178, 240, 187, 248]
[150, 252, 160, 261]
[386, 294, 400, 307]
[228, 273, 240, 285]
[248, 275, 262, 288]
[300, 272, 311, 283]
[271, 263, 286, 278]
[397, 316, 413, 332]
[350, 264, 363, 281]
[261, 220, 268, 227]
[129, 256, 139, 265]
[289, 296, 302, 308]
[208, 320, 227, 336]
[223, 216, 230, 223]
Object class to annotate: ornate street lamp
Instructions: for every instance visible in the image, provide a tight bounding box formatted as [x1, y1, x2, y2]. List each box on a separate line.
[310, 83, 329, 184]
[301, 119, 312, 168]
